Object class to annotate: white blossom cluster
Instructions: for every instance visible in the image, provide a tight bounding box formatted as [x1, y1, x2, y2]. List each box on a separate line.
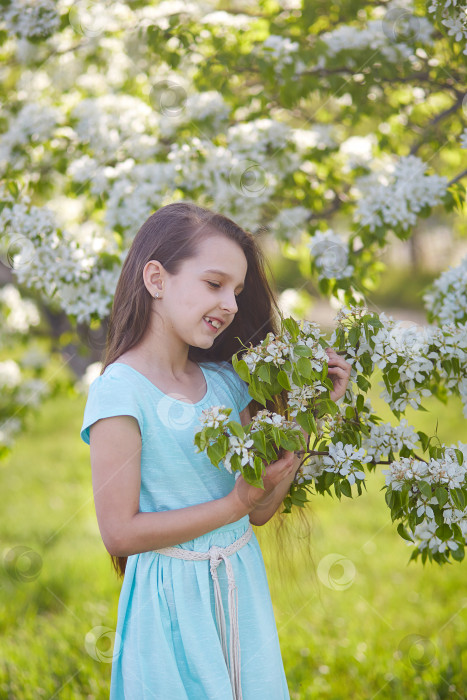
[383, 444, 467, 553]
[240, 320, 331, 418]
[269, 206, 310, 244]
[320, 15, 434, 65]
[165, 128, 299, 230]
[428, 0, 467, 54]
[0, 284, 40, 338]
[70, 95, 160, 162]
[296, 441, 371, 486]
[287, 383, 328, 418]
[0, 360, 22, 389]
[0, 358, 50, 449]
[314, 399, 370, 439]
[242, 320, 326, 374]
[200, 9, 252, 31]
[332, 306, 467, 415]
[198, 405, 232, 430]
[307, 229, 354, 280]
[290, 125, 337, 152]
[223, 435, 255, 474]
[158, 91, 230, 138]
[353, 156, 448, 232]
[3, 0, 60, 40]
[0, 193, 122, 323]
[103, 161, 176, 236]
[423, 255, 467, 326]
[248, 409, 296, 433]
[382, 446, 466, 491]
[362, 418, 419, 462]
[259, 35, 301, 73]
[0, 103, 61, 173]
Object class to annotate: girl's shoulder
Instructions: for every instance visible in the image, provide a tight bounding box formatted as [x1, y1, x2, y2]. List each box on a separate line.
[80, 363, 145, 445]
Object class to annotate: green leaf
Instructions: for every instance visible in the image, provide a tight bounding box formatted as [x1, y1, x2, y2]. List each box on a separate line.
[233, 359, 250, 382]
[294, 344, 313, 357]
[417, 431, 430, 452]
[348, 326, 360, 346]
[291, 489, 308, 502]
[356, 394, 364, 413]
[452, 488, 465, 510]
[283, 316, 300, 341]
[277, 370, 292, 391]
[387, 367, 399, 385]
[207, 442, 224, 466]
[397, 523, 414, 542]
[435, 487, 449, 508]
[251, 429, 267, 456]
[280, 436, 298, 451]
[295, 410, 317, 436]
[356, 375, 371, 392]
[340, 479, 352, 498]
[297, 356, 313, 379]
[228, 421, 245, 438]
[418, 481, 432, 499]
[257, 363, 271, 383]
[451, 546, 465, 562]
[435, 523, 452, 540]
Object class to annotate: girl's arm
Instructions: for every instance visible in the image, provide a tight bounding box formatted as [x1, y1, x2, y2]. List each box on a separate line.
[89, 414, 294, 556]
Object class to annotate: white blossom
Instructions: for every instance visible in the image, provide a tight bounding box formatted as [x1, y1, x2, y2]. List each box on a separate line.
[0, 284, 40, 334]
[424, 255, 467, 326]
[224, 435, 255, 474]
[4, 0, 60, 39]
[321, 16, 434, 64]
[363, 418, 419, 462]
[260, 35, 299, 72]
[0, 360, 22, 389]
[269, 206, 310, 244]
[199, 405, 231, 429]
[322, 441, 371, 485]
[307, 229, 354, 280]
[353, 156, 447, 232]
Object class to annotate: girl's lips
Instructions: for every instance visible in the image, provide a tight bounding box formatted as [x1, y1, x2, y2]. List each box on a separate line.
[203, 318, 218, 332]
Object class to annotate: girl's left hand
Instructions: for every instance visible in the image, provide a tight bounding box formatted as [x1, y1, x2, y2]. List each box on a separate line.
[325, 347, 352, 402]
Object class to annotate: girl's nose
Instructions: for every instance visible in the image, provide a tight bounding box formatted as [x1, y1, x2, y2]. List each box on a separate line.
[221, 292, 238, 315]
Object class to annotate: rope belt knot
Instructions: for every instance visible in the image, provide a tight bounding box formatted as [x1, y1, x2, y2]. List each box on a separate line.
[153, 523, 253, 700]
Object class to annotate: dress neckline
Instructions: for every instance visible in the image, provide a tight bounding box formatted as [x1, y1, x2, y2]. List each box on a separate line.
[108, 362, 212, 407]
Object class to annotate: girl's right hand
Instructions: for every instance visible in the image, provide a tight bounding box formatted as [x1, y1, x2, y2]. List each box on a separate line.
[229, 450, 296, 516]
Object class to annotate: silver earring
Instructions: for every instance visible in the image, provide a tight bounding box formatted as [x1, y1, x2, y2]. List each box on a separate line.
[154, 292, 159, 299]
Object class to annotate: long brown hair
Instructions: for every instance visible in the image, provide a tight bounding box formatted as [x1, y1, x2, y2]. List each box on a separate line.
[100, 201, 312, 580]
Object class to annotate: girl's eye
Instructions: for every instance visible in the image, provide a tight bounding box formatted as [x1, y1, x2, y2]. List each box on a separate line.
[207, 281, 240, 298]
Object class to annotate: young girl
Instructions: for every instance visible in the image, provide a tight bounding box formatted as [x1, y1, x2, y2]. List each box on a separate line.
[80, 202, 351, 699]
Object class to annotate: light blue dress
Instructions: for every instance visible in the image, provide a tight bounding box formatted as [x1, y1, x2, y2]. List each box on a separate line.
[80, 360, 290, 700]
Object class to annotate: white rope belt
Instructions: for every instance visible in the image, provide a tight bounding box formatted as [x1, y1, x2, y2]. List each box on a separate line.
[153, 523, 253, 700]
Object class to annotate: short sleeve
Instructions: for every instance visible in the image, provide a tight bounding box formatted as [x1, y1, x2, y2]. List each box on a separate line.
[219, 361, 252, 414]
[80, 372, 144, 445]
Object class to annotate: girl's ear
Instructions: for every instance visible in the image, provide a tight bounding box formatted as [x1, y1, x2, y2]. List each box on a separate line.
[142, 259, 165, 296]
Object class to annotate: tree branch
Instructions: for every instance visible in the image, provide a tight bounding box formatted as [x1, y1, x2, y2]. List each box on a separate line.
[410, 93, 465, 156]
[448, 168, 467, 186]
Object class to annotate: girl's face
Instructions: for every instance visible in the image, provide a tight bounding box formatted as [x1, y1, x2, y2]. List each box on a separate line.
[155, 234, 248, 348]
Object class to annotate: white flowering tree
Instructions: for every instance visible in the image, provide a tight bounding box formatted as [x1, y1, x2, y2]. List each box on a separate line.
[195, 308, 467, 565]
[0, 0, 466, 553]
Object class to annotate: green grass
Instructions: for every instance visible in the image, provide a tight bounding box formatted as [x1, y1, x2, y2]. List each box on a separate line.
[1, 382, 466, 699]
